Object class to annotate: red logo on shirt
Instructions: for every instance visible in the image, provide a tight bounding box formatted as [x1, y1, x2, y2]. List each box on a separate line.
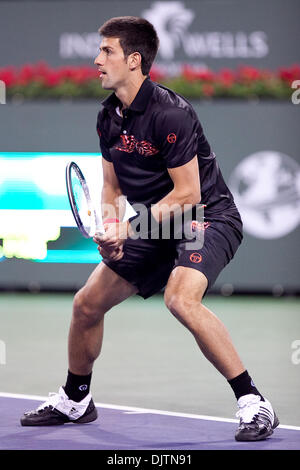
[115, 135, 159, 156]
[191, 221, 210, 232]
[116, 135, 136, 153]
[190, 252, 202, 263]
[167, 133, 177, 143]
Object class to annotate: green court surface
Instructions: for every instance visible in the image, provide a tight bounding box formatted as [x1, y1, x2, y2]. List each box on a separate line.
[0, 292, 299, 426]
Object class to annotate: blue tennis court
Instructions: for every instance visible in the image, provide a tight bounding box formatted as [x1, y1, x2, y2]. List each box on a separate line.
[1, 0, 300, 457]
[0, 293, 300, 451]
[1, 394, 299, 450]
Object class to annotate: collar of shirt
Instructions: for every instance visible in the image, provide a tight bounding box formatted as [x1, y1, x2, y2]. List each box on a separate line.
[101, 77, 155, 115]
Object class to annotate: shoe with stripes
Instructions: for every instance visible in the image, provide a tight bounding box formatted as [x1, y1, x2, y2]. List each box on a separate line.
[235, 394, 279, 441]
[20, 386, 98, 426]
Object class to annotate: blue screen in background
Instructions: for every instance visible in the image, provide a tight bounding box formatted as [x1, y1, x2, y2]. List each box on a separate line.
[0, 152, 102, 263]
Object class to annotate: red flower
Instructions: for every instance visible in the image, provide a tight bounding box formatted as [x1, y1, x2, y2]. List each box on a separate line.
[71, 66, 97, 84]
[217, 68, 235, 87]
[182, 64, 198, 82]
[238, 66, 262, 82]
[182, 65, 215, 82]
[279, 64, 300, 84]
[17, 64, 37, 86]
[290, 64, 300, 77]
[196, 69, 215, 81]
[44, 70, 62, 87]
[149, 66, 165, 82]
[1, 62, 299, 98]
[0, 66, 17, 86]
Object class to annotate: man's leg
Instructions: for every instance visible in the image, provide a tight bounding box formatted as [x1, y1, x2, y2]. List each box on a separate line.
[20, 262, 138, 426]
[164, 266, 279, 441]
[164, 266, 244, 380]
[68, 261, 138, 376]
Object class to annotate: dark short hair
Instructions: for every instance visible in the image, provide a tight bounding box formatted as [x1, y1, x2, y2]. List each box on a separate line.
[99, 16, 159, 75]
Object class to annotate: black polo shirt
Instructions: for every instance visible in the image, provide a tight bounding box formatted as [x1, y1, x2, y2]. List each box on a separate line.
[96, 78, 239, 222]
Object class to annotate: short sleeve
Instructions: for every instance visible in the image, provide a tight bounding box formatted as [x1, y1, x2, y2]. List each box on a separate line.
[154, 107, 199, 168]
[96, 110, 112, 162]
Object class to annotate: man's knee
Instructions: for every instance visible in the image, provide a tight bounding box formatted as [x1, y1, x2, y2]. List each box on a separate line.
[73, 288, 106, 326]
[164, 267, 207, 313]
[164, 288, 200, 323]
[164, 280, 206, 332]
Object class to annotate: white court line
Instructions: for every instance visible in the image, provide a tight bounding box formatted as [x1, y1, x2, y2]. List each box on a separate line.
[0, 391, 300, 432]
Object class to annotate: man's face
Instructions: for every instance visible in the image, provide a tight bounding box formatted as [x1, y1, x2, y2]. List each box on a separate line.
[94, 37, 130, 90]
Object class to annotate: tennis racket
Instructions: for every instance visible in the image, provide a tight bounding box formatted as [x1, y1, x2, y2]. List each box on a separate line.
[66, 161, 103, 238]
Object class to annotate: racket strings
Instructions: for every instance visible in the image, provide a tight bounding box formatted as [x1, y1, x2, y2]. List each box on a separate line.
[71, 169, 95, 237]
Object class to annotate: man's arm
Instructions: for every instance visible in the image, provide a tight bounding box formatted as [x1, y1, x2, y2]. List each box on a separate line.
[126, 155, 201, 239]
[151, 155, 201, 222]
[94, 158, 126, 260]
[101, 158, 126, 223]
[98, 155, 201, 247]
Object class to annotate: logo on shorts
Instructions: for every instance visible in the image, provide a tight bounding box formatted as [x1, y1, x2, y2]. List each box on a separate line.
[167, 133, 177, 143]
[190, 252, 202, 263]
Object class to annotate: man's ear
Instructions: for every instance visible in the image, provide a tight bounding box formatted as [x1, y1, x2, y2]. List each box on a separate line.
[128, 52, 142, 71]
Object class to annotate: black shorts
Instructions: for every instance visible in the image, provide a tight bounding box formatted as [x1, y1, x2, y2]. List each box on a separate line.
[102, 216, 243, 299]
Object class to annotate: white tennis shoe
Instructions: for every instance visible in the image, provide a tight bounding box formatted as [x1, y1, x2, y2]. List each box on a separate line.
[20, 386, 98, 426]
[235, 394, 279, 441]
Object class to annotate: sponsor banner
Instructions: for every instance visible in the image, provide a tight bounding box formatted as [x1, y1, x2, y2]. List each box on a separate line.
[0, 0, 299, 71]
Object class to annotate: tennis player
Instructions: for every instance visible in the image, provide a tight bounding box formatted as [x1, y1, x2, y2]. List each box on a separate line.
[21, 16, 279, 441]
